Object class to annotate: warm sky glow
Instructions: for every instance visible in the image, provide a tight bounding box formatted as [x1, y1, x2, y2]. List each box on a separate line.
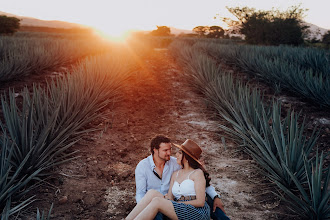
[1, 0, 329, 36]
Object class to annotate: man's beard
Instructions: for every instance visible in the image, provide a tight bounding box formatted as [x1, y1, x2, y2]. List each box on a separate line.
[158, 152, 170, 161]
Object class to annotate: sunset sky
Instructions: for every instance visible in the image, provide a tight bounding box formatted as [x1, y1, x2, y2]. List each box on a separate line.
[1, 0, 329, 36]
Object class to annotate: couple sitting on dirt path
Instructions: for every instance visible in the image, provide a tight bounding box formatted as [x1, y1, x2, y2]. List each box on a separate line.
[126, 135, 230, 220]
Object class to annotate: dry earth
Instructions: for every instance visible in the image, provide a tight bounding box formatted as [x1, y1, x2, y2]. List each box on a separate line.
[5, 48, 328, 219]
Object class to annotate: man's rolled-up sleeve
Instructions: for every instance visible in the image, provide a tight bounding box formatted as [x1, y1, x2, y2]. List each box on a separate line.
[206, 185, 219, 199]
[135, 162, 147, 203]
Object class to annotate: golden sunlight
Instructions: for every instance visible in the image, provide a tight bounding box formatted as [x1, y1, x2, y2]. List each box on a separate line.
[99, 24, 129, 37]
[92, 23, 132, 43]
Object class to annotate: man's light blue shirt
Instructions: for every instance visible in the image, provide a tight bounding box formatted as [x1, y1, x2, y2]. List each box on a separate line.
[135, 154, 218, 203]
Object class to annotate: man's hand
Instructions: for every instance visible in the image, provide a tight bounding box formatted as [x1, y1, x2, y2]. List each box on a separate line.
[213, 197, 226, 214]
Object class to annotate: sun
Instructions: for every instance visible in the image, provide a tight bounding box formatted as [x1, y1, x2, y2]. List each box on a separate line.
[91, 24, 132, 43]
[94, 29, 130, 43]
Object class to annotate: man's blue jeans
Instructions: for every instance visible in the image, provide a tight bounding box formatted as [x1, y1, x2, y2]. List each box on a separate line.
[153, 195, 230, 220]
[206, 194, 230, 220]
[154, 212, 164, 220]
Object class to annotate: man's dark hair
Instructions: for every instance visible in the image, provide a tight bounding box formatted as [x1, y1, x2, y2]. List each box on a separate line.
[150, 135, 171, 155]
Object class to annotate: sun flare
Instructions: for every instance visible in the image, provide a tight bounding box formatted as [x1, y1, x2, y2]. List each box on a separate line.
[92, 27, 131, 43]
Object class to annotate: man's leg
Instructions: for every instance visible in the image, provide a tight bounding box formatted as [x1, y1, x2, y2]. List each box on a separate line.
[154, 212, 172, 220]
[206, 194, 230, 220]
[154, 212, 164, 220]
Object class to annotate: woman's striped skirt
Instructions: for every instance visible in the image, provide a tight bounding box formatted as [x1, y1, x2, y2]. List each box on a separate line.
[170, 200, 210, 220]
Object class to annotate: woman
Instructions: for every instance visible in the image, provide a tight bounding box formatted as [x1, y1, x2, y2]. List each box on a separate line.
[126, 139, 211, 220]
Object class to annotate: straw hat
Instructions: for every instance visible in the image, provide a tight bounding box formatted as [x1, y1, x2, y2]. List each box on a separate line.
[173, 139, 203, 166]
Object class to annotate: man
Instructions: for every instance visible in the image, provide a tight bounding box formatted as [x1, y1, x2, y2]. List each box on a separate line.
[135, 135, 229, 220]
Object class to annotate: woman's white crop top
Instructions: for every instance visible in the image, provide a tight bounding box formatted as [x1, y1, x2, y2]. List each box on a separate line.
[171, 170, 196, 200]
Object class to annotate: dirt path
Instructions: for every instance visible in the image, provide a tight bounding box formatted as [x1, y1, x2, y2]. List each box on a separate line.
[34, 49, 289, 219]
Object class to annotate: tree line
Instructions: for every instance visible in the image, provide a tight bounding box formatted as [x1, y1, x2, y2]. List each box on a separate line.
[0, 15, 20, 34]
[222, 5, 308, 46]
[215, 5, 329, 47]
[148, 5, 330, 47]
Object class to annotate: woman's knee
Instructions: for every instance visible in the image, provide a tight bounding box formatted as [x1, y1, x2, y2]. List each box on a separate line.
[151, 197, 163, 206]
[150, 197, 172, 214]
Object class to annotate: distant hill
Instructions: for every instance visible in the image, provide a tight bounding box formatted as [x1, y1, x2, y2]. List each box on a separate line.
[170, 27, 193, 35]
[304, 22, 329, 40]
[0, 12, 192, 35]
[0, 11, 84, 29]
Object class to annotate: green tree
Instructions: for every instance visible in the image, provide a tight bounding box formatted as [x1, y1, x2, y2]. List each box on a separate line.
[150, 26, 171, 36]
[192, 26, 208, 37]
[207, 26, 225, 38]
[0, 15, 20, 34]
[322, 30, 330, 48]
[224, 5, 308, 45]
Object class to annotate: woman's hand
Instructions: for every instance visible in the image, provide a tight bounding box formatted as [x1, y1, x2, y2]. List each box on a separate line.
[213, 197, 226, 214]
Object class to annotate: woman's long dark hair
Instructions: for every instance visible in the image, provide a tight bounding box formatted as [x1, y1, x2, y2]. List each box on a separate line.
[181, 151, 211, 187]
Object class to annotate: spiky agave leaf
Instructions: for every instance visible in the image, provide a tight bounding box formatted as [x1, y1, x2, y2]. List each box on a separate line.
[0, 129, 38, 218]
[274, 151, 330, 219]
[36, 203, 53, 220]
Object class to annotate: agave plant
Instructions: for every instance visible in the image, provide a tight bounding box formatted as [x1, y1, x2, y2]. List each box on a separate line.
[1, 52, 133, 177]
[0, 129, 39, 218]
[202, 42, 330, 108]
[274, 151, 330, 219]
[221, 103, 320, 188]
[0, 35, 112, 82]
[0, 87, 79, 178]
[0, 49, 134, 217]
[169, 39, 327, 219]
[35, 204, 53, 220]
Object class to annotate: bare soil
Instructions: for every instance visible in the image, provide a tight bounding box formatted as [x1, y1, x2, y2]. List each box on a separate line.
[3, 48, 329, 219]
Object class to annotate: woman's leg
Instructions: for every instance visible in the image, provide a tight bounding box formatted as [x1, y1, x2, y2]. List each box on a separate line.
[135, 197, 178, 220]
[126, 190, 163, 220]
